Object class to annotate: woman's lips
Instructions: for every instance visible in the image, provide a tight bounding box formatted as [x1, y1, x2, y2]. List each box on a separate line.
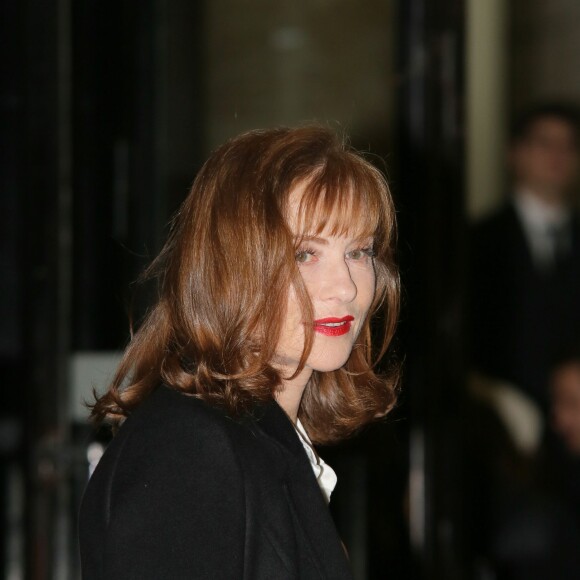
[312, 316, 354, 337]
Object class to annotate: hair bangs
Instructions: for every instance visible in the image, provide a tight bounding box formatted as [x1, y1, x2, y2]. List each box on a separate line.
[291, 158, 386, 243]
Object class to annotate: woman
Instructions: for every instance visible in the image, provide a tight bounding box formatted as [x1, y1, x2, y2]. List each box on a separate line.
[79, 126, 400, 579]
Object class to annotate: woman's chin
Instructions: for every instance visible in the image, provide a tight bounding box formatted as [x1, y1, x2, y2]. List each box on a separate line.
[309, 354, 352, 373]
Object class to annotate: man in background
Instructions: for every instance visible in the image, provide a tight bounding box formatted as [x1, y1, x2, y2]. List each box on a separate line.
[468, 104, 580, 579]
[470, 103, 580, 413]
[552, 351, 580, 456]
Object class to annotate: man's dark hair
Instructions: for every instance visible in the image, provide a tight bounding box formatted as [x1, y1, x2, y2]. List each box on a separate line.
[511, 102, 580, 144]
[552, 343, 580, 375]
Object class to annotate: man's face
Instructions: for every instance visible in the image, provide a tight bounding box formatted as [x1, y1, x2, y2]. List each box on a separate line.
[511, 117, 578, 203]
[551, 362, 580, 454]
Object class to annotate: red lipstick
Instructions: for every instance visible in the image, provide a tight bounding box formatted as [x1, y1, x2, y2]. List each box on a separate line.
[312, 316, 354, 337]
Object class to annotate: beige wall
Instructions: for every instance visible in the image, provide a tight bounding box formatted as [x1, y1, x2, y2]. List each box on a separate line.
[206, 0, 395, 150]
[511, 0, 580, 112]
[467, 0, 580, 220]
[466, 0, 509, 220]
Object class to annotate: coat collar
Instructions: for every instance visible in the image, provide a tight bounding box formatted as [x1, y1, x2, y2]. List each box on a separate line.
[251, 400, 304, 456]
[252, 400, 353, 579]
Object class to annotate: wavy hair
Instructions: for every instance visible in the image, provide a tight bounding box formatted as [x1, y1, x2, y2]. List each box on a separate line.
[91, 125, 400, 444]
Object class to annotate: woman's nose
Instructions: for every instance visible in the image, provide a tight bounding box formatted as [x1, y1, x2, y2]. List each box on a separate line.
[317, 260, 357, 303]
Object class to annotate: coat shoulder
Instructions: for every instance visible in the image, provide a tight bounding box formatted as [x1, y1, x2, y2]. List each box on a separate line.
[79, 386, 251, 579]
[93, 386, 256, 495]
[119, 385, 241, 444]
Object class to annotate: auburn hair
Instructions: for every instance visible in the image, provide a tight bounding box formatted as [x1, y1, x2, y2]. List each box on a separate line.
[92, 125, 400, 444]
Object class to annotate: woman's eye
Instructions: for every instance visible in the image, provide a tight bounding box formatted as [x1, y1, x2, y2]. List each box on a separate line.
[347, 247, 374, 261]
[295, 249, 315, 264]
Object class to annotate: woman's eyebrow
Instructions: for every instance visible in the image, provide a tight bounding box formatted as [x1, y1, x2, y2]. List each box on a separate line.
[296, 235, 329, 245]
[295, 234, 375, 245]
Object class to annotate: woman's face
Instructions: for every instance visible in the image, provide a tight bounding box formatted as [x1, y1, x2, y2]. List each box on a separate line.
[275, 184, 377, 376]
[551, 362, 580, 454]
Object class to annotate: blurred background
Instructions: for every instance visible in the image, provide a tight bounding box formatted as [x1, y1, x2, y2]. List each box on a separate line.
[2, 0, 580, 578]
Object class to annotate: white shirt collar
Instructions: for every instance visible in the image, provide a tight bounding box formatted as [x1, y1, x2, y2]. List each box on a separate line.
[513, 188, 572, 269]
[513, 188, 570, 229]
[295, 419, 337, 504]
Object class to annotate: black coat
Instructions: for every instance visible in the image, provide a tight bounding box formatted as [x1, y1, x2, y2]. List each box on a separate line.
[79, 385, 353, 579]
[469, 202, 580, 409]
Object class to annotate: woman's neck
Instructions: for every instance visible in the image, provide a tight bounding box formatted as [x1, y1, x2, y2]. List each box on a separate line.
[275, 366, 313, 423]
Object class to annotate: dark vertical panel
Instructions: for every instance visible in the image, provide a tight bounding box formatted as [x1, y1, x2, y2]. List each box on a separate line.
[71, 0, 207, 351]
[0, 1, 25, 362]
[18, 0, 71, 576]
[395, 0, 466, 578]
[71, 0, 154, 350]
[162, 0, 207, 216]
[0, 1, 27, 575]
[1, 0, 207, 575]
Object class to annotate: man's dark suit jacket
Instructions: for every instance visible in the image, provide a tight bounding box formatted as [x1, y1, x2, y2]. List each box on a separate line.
[470, 201, 580, 410]
[79, 386, 353, 579]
